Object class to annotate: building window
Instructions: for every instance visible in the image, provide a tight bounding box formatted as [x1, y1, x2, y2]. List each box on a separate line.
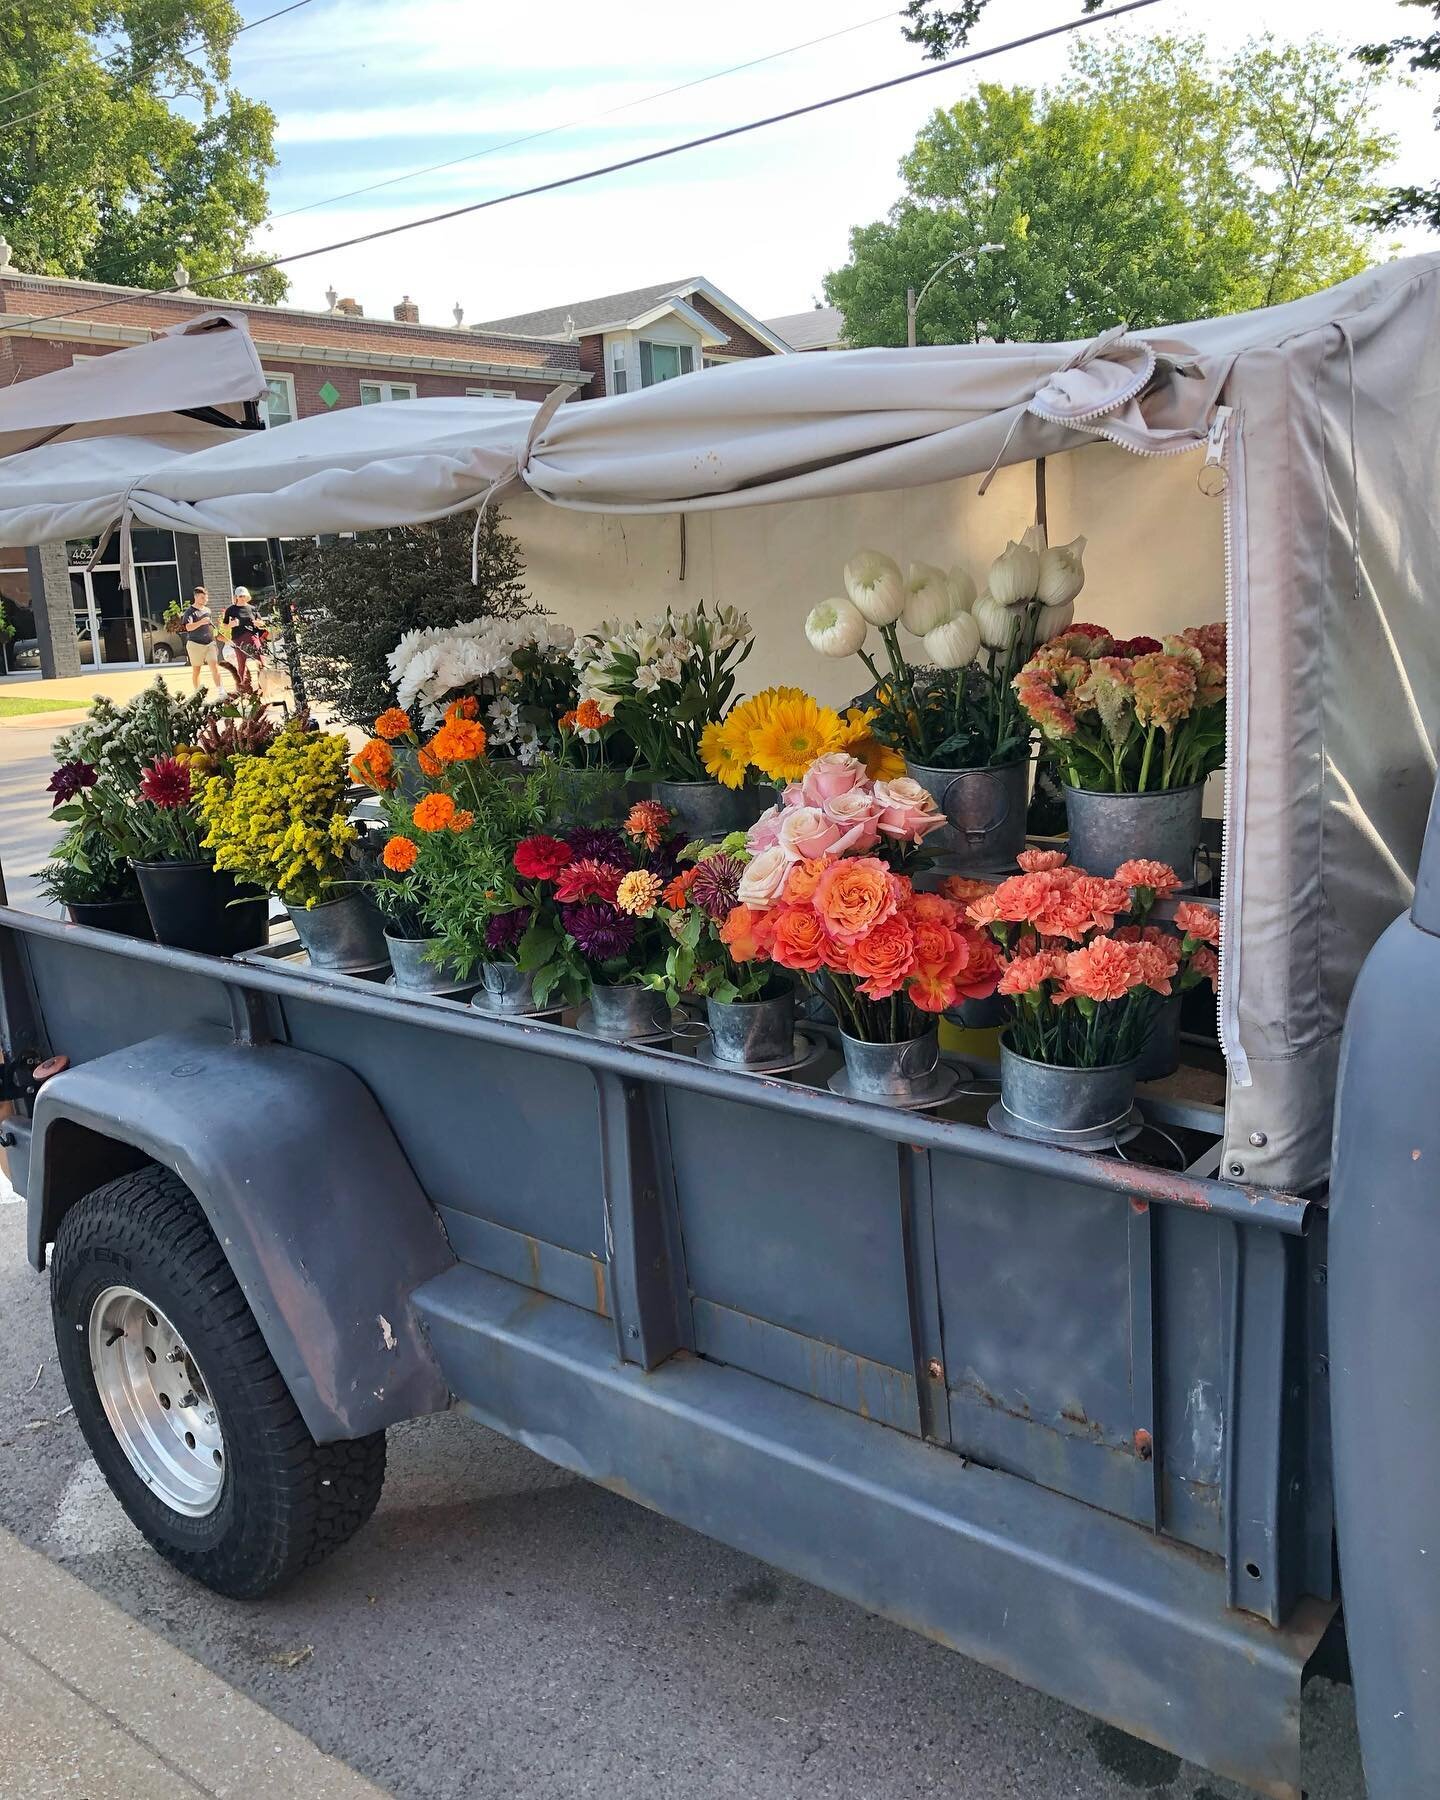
[264, 373, 296, 427]
[638, 342, 694, 387]
[359, 380, 418, 404]
[0, 552, 34, 672]
[466, 387, 516, 399]
[610, 343, 628, 396]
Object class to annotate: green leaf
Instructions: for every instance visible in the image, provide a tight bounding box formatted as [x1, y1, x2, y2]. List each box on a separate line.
[517, 923, 557, 971]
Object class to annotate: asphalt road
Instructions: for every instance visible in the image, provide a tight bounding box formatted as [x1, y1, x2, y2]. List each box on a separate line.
[0, 708, 1368, 1800]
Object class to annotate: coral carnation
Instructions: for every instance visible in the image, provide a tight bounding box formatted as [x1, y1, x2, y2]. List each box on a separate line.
[1063, 937, 1141, 1004]
[1174, 901, 1221, 946]
[1114, 859, 1182, 898]
[1016, 849, 1069, 873]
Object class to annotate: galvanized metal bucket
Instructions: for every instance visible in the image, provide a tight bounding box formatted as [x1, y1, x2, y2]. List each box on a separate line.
[1064, 783, 1205, 884]
[840, 1028, 940, 1101]
[286, 891, 390, 972]
[704, 982, 796, 1066]
[904, 758, 1028, 872]
[652, 779, 758, 841]
[587, 983, 671, 1040]
[946, 990, 1007, 1030]
[1133, 992, 1181, 1081]
[479, 959, 535, 1014]
[385, 931, 464, 993]
[998, 1037, 1139, 1139]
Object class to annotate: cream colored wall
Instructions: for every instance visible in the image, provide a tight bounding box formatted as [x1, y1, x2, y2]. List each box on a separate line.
[507, 440, 1226, 711]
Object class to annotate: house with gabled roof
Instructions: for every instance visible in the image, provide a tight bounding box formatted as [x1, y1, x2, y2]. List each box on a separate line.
[473, 276, 793, 399]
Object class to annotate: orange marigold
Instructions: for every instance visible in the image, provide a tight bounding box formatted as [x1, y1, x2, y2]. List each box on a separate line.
[350, 738, 396, 791]
[448, 809, 475, 833]
[574, 698, 609, 731]
[417, 743, 442, 777]
[373, 707, 412, 741]
[382, 835, 418, 872]
[429, 717, 488, 764]
[447, 696, 481, 721]
[412, 791, 457, 832]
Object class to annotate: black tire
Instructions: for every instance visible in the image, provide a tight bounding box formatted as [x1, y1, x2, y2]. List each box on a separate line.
[148, 642, 176, 664]
[51, 1166, 385, 1598]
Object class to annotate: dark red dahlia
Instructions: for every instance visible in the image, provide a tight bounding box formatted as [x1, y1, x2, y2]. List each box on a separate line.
[139, 755, 192, 810]
[561, 901, 635, 962]
[47, 759, 97, 808]
[513, 834, 573, 881]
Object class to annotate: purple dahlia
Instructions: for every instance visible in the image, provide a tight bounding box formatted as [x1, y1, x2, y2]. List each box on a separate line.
[564, 825, 627, 866]
[47, 759, 98, 808]
[561, 901, 635, 962]
[485, 909, 530, 955]
[688, 853, 743, 921]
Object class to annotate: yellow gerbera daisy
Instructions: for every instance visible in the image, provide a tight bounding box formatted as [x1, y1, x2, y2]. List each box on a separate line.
[837, 706, 907, 780]
[747, 691, 845, 783]
[701, 714, 753, 789]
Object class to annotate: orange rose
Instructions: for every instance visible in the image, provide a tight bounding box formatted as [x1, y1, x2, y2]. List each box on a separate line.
[847, 913, 917, 1000]
[430, 717, 487, 764]
[719, 904, 773, 964]
[812, 856, 900, 946]
[909, 968, 958, 1013]
[350, 738, 396, 791]
[412, 791, 456, 832]
[769, 905, 832, 973]
[373, 707, 412, 741]
[382, 835, 418, 872]
[782, 857, 827, 905]
[912, 917, 964, 981]
[909, 891, 960, 926]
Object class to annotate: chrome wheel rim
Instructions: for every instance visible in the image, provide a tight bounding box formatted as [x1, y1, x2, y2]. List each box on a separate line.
[87, 1286, 225, 1517]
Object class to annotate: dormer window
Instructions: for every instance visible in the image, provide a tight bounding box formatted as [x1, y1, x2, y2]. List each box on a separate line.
[639, 342, 694, 386]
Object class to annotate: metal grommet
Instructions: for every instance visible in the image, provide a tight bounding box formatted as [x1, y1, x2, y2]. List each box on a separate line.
[1248, 1130, 1268, 1147]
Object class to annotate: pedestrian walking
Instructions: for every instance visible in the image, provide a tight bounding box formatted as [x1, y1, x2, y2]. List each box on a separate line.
[178, 587, 222, 691]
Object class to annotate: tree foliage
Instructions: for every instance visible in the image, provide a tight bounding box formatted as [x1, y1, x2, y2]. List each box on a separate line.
[825, 33, 1395, 348]
[0, 0, 284, 300]
[1357, 0, 1440, 230]
[287, 512, 533, 729]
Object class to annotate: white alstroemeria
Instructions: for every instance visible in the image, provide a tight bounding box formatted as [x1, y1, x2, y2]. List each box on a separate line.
[972, 590, 1023, 651]
[1035, 535, 1087, 608]
[948, 566, 978, 614]
[901, 563, 956, 638]
[1033, 600, 1075, 644]
[987, 538, 1042, 607]
[667, 636, 696, 666]
[805, 597, 867, 658]
[843, 549, 906, 626]
[634, 663, 662, 693]
[653, 650, 685, 684]
[923, 612, 982, 669]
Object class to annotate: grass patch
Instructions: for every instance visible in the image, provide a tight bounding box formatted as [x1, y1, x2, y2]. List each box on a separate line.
[0, 693, 91, 717]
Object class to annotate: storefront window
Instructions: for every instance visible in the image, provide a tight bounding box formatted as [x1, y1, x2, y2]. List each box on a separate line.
[64, 529, 181, 666]
[0, 552, 34, 672]
[227, 539, 278, 602]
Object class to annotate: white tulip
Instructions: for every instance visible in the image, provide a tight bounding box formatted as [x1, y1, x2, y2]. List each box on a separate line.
[987, 538, 1042, 607]
[924, 612, 982, 669]
[948, 566, 978, 613]
[973, 589, 1022, 650]
[805, 596, 868, 658]
[843, 549, 906, 626]
[1036, 535, 1087, 608]
[1033, 600, 1075, 644]
[901, 563, 956, 637]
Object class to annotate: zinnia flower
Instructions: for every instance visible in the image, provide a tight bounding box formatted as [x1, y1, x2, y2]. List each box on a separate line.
[689, 853, 744, 921]
[813, 856, 901, 945]
[562, 901, 635, 961]
[140, 756, 192, 809]
[1174, 901, 1221, 946]
[383, 835, 418, 872]
[412, 791, 456, 833]
[747, 691, 845, 784]
[662, 869, 696, 910]
[615, 870, 664, 918]
[429, 716, 488, 763]
[514, 835, 574, 881]
[485, 909, 529, 954]
[625, 799, 672, 851]
[47, 759, 97, 807]
[555, 858, 623, 904]
[373, 707, 412, 741]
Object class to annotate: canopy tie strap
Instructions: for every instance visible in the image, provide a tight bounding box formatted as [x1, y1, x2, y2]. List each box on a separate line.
[87, 477, 145, 594]
[471, 387, 567, 582]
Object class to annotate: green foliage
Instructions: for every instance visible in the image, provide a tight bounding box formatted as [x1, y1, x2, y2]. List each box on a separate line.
[0, 0, 284, 301]
[287, 511, 532, 730]
[901, 1, 1105, 62]
[36, 824, 140, 906]
[827, 33, 1395, 347]
[1357, 0, 1440, 230]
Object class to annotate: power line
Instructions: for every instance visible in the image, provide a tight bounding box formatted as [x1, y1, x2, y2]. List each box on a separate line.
[266, 10, 899, 224]
[0, 0, 314, 133]
[0, 0, 1162, 339]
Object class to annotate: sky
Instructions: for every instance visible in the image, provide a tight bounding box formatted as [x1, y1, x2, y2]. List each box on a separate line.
[228, 0, 1440, 329]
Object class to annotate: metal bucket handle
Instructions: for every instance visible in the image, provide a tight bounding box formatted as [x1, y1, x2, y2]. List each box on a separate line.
[899, 1034, 941, 1083]
[940, 770, 1012, 846]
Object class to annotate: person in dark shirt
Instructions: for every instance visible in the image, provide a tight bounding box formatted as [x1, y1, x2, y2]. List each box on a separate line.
[179, 587, 219, 691]
[221, 586, 266, 694]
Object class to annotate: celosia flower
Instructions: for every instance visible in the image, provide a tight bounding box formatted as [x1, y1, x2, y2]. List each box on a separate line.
[719, 903, 773, 963]
[47, 759, 98, 807]
[429, 716, 488, 764]
[768, 905, 833, 973]
[1131, 651, 1197, 731]
[625, 799, 672, 851]
[1114, 859, 1182, 900]
[1063, 937, 1142, 1003]
[562, 901, 635, 961]
[813, 857, 901, 946]
[412, 791, 456, 833]
[1174, 901, 1221, 946]
[1016, 849, 1068, 873]
[689, 854, 744, 921]
[615, 870, 664, 918]
[373, 707, 413, 741]
[485, 909, 529, 954]
[351, 739, 396, 791]
[1111, 634, 1162, 657]
[1078, 656, 1138, 752]
[383, 835, 418, 872]
[514, 835, 574, 881]
[140, 755, 192, 810]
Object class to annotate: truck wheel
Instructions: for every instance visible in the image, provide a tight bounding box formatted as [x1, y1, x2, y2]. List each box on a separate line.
[51, 1166, 385, 1598]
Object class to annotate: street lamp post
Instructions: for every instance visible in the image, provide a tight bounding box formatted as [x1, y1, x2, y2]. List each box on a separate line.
[906, 242, 1005, 348]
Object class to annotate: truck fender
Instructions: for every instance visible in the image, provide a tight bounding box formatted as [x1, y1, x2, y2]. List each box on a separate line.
[26, 1026, 455, 1444]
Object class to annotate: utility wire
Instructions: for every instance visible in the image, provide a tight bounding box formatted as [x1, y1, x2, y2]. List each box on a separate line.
[0, 0, 314, 132]
[267, 9, 899, 223]
[0, 0, 1162, 339]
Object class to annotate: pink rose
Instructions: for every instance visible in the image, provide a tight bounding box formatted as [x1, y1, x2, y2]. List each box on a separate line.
[777, 805, 843, 861]
[800, 752, 867, 809]
[821, 785, 882, 852]
[736, 845, 790, 909]
[872, 776, 947, 844]
[746, 804, 785, 854]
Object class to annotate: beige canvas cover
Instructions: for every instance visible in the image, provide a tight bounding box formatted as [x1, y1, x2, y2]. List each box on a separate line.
[0, 257, 1437, 1188]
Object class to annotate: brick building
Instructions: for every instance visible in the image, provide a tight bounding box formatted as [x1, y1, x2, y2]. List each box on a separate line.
[0, 260, 588, 678]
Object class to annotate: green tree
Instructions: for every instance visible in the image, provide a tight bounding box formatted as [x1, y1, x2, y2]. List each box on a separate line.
[0, 0, 284, 301]
[825, 34, 1394, 347]
[288, 512, 534, 729]
[1358, 0, 1440, 230]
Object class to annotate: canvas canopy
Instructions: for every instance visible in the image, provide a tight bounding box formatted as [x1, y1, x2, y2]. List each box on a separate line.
[2, 255, 1438, 1190]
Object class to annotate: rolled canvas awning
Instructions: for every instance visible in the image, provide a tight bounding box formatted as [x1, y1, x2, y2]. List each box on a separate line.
[2, 255, 1438, 1191]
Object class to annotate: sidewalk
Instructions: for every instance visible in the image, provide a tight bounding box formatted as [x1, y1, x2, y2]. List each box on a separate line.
[0, 668, 193, 731]
[0, 1528, 387, 1798]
